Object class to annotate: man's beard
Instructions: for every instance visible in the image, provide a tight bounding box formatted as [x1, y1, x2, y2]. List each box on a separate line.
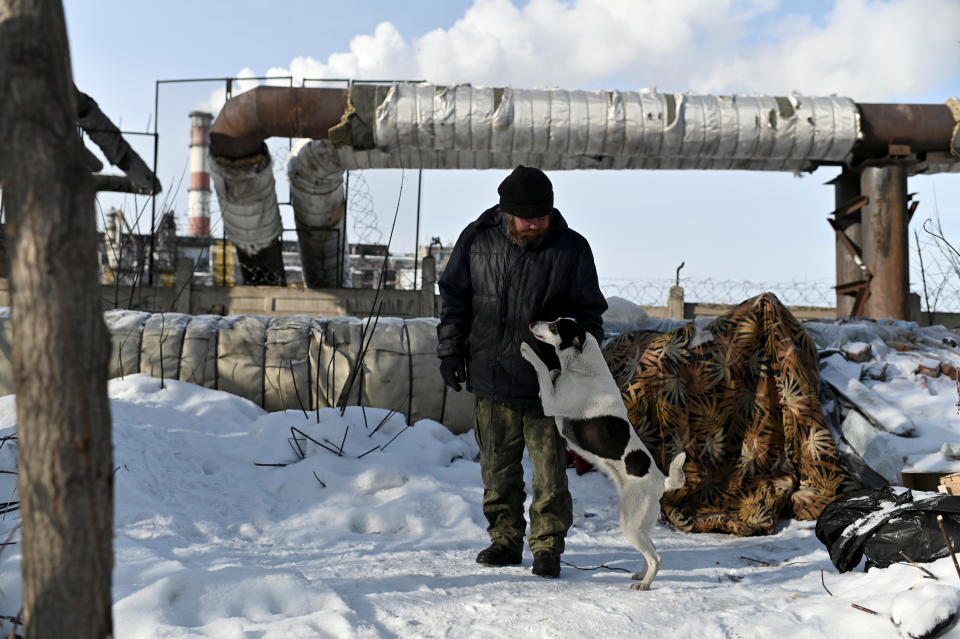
[506, 215, 549, 248]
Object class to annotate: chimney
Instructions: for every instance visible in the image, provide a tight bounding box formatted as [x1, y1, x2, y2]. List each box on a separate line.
[188, 111, 213, 236]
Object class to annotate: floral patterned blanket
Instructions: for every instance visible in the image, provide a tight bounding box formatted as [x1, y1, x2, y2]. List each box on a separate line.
[602, 293, 855, 535]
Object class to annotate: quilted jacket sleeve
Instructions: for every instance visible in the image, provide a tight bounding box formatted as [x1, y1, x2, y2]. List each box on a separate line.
[569, 242, 608, 344]
[436, 226, 474, 358]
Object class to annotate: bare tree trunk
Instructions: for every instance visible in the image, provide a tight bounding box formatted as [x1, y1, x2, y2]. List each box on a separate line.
[0, 1, 114, 637]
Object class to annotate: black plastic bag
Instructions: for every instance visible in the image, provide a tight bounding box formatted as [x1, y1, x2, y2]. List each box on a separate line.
[816, 486, 960, 572]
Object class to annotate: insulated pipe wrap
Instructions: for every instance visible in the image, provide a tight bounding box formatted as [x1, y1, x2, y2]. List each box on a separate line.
[91, 311, 476, 434]
[357, 84, 860, 172]
[287, 140, 347, 288]
[288, 140, 344, 224]
[209, 152, 283, 255]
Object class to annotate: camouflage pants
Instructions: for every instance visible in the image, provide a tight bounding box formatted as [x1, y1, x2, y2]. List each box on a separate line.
[474, 398, 572, 555]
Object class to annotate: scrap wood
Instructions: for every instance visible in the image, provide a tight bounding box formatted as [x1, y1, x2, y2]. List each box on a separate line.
[821, 367, 916, 436]
[938, 515, 960, 580]
[874, 346, 945, 378]
[890, 341, 918, 352]
[866, 361, 888, 381]
[939, 473, 960, 496]
[851, 603, 879, 615]
[842, 341, 873, 363]
[915, 359, 942, 378]
[740, 555, 776, 567]
[903, 340, 960, 378]
[911, 350, 960, 380]
[899, 551, 939, 580]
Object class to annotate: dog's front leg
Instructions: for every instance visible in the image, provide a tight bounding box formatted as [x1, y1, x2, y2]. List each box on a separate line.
[519, 342, 560, 413]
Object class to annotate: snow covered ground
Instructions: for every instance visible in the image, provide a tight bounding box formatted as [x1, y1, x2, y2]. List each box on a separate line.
[0, 317, 960, 637]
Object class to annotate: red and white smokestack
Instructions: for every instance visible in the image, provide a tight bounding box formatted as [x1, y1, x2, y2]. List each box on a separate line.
[188, 111, 213, 236]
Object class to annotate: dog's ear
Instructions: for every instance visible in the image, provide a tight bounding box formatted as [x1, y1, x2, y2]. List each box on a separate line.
[577, 324, 587, 353]
[556, 318, 587, 351]
[570, 320, 586, 352]
[572, 334, 583, 352]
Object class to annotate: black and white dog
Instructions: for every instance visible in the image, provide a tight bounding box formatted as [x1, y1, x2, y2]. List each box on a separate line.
[520, 317, 686, 591]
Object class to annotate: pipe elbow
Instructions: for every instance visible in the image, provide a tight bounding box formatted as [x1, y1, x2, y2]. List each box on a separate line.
[210, 86, 349, 159]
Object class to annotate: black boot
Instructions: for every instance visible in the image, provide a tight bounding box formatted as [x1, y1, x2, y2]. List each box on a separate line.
[532, 551, 561, 578]
[476, 543, 522, 566]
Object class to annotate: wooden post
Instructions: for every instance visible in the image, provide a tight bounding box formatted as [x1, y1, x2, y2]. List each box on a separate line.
[0, 1, 114, 636]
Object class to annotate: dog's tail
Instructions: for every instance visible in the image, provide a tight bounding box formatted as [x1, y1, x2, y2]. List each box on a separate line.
[664, 452, 686, 492]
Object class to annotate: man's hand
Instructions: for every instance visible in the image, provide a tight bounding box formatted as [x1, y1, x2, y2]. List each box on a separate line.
[439, 356, 466, 392]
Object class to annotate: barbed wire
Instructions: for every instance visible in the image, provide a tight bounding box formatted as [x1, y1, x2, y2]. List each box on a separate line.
[600, 277, 960, 312]
[348, 171, 380, 246]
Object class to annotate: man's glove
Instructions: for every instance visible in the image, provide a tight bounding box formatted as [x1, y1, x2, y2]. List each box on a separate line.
[439, 356, 466, 392]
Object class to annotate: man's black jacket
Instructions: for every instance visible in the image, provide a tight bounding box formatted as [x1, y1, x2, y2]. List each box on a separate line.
[437, 205, 608, 404]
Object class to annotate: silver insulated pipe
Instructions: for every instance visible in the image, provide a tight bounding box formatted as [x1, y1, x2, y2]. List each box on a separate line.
[332, 84, 861, 173]
[288, 140, 346, 288]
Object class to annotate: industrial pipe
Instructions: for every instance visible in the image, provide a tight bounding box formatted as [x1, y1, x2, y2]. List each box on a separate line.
[209, 86, 348, 159]
[209, 86, 348, 286]
[211, 86, 960, 169]
[207, 84, 960, 289]
[856, 103, 957, 156]
[209, 150, 286, 286]
[288, 140, 347, 288]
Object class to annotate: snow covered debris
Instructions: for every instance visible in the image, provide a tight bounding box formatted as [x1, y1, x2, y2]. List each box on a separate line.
[812, 319, 960, 478]
[890, 583, 960, 639]
[0, 314, 955, 636]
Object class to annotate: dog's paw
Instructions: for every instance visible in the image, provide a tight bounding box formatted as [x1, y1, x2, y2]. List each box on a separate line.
[519, 341, 536, 362]
[630, 572, 653, 591]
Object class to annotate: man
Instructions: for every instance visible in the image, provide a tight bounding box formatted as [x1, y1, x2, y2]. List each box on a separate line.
[436, 165, 607, 579]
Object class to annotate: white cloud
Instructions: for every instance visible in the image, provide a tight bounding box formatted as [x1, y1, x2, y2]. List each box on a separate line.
[694, 0, 960, 100]
[413, 0, 753, 88]
[223, 0, 958, 103]
[266, 22, 417, 85]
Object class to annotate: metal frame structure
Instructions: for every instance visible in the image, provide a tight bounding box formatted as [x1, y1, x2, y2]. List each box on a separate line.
[146, 79, 958, 319]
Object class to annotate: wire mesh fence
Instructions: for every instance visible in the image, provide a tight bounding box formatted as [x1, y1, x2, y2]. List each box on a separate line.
[599, 277, 837, 308]
[600, 276, 960, 311]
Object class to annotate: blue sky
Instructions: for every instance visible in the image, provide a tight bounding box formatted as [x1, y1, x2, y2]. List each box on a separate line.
[62, 0, 960, 301]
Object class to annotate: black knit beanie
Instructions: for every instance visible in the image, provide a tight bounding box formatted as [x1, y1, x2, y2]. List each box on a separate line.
[497, 165, 554, 219]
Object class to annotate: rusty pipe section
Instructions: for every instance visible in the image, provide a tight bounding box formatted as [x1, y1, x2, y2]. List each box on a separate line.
[860, 165, 910, 320]
[209, 86, 348, 160]
[856, 103, 957, 155]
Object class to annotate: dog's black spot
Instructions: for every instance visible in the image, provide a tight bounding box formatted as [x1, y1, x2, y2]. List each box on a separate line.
[563, 415, 630, 460]
[554, 318, 586, 352]
[624, 449, 651, 478]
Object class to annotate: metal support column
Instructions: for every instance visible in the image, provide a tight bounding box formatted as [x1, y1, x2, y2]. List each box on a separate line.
[830, 169, 865, 317]
[860, 164, 910, 320]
